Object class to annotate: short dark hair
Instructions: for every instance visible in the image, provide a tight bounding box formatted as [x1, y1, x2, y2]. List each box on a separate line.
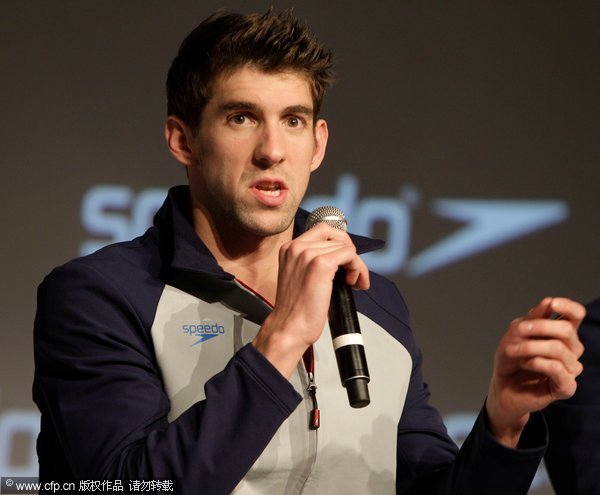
[166, 8, 335, 133]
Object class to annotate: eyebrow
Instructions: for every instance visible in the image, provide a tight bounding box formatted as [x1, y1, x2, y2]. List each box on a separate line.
[218, 101, 314, 116]
[283, 105, 313, 116]
[218, 101, 257, 112]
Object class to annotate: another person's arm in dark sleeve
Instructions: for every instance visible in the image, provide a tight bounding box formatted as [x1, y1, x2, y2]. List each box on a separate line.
[544, 298, 600, 495]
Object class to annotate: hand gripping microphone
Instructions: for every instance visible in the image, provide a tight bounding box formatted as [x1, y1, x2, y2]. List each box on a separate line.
[305, 206, 371, 408]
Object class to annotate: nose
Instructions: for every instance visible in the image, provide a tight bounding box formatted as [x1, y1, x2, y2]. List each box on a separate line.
[253, 122, 285, 168]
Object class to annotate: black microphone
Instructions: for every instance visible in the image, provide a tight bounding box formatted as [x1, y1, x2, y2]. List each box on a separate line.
[305, 206, 370, 408]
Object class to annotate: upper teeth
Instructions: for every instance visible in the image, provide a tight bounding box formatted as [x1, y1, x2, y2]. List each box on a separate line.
[258, 184, 281, 196]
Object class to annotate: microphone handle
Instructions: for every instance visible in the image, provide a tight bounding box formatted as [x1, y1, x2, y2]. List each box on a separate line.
[328, 274, 370, 408]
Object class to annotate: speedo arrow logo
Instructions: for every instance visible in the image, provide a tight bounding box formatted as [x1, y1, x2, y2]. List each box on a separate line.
[191, 334, 219, 345]
[405, 199, 569, 276]
[301, 175, 569, 276]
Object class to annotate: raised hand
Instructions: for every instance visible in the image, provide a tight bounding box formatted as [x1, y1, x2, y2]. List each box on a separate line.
[486, 297, 586, 447]
[253, 223, 369, 378]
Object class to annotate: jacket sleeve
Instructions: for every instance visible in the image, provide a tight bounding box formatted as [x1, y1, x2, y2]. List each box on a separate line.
[395, 332, 547, 494]
[33, 260, 301, 494]
[363, 276, 547, 494]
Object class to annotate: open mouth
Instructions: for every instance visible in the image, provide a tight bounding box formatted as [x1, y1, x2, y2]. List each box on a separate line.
[256, 183, 282, 197]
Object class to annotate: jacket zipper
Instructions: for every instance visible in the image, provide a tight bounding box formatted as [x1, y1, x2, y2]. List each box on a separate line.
[303, 346, 320, 430]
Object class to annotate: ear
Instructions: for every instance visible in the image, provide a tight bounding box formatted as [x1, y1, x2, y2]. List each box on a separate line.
[165, 116, 197, 167]
[310, 118, 329, 172]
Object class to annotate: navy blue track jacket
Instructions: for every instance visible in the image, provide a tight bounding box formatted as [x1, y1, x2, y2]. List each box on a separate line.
[33, 186, 547, 494]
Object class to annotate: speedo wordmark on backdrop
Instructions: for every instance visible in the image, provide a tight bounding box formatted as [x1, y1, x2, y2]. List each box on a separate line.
[79, 174, 568, 276]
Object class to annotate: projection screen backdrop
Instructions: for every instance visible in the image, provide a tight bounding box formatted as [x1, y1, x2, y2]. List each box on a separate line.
[1, 3, 598, 494]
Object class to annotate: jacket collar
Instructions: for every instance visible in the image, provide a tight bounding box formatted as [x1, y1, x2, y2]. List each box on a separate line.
[291, 207, 385, 256]
[154, 185, 384, 278]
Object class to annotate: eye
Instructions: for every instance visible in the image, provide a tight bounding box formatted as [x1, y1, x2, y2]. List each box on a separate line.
[231, 114, 248, 125]
[286, 116, 304, 128]
[228, 112, 258, 127]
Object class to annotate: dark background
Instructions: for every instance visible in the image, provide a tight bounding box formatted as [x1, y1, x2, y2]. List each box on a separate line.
[1, 2, 598, 493]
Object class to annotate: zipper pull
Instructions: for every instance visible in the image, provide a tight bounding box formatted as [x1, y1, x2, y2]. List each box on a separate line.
[307, 372, 320, 430]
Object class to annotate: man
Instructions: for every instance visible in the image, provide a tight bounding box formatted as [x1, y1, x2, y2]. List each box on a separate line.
[33, 9, 585, 494]
[544, 298, 600, 495]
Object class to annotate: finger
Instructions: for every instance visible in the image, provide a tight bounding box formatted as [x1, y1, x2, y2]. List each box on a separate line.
[546, 297, 586, 325]
[280, 237, 355, 267]
[526, 297, 586, 323]
[516, 319, 585, 358]
[343, 256, 370, 290]
[299, 222, 352, 243]
[508, 337, 583, 375]
[288, 241, 354, 259]
[301, 244, 369, 290]
[283, 226, 369, 288]
[526, 297, 555, 319]
[290, 243, 364, 286]
[519, 356, 580, 399]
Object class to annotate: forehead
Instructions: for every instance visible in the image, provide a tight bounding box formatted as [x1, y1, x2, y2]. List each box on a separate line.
[209, 66, 314, 109]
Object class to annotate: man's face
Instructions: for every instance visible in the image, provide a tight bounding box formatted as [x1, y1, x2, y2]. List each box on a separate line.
[187, 66, 327, 239]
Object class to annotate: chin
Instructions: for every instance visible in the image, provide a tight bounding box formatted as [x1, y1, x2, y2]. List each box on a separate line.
[238, 210, 295, 238]
[247, 221, 293, 238]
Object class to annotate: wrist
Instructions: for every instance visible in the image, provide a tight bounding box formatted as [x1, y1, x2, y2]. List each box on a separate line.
[252, 316, 310, 379]
[485, 396, 529, 448]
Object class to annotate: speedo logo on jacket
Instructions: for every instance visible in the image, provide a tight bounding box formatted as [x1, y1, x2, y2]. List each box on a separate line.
[182, 321, 225, 345]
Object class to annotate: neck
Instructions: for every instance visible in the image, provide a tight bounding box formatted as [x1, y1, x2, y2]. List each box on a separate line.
[192, 210, 293, 305]
[221, 244, 281, 305]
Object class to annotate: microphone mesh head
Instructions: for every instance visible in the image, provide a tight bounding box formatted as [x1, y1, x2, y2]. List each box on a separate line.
[305, 206, 347, 232]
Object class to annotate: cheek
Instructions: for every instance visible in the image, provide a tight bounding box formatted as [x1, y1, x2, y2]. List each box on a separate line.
[292, 165, 313, 199]
[288, 141, 318, 185]
[302, 137, 319, 165]
[194, 137, 240, 180]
